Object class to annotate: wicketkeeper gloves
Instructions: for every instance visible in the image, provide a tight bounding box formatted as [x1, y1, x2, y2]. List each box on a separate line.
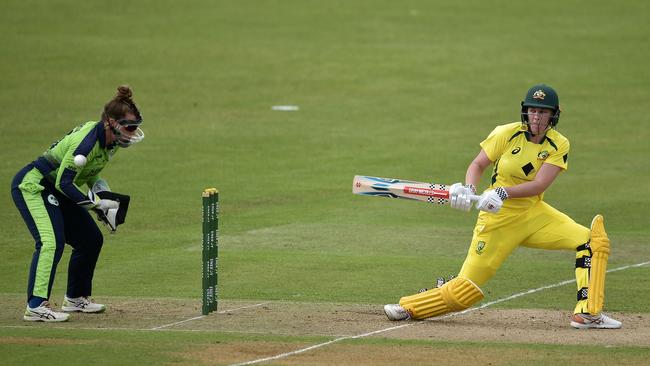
[87, 190, 131, 233]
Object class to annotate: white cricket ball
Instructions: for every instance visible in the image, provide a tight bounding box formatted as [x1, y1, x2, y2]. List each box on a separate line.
[74, 154, 87, 167]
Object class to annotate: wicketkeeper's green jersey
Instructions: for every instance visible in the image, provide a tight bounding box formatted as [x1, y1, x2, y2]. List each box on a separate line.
[32, 121, 117, 208]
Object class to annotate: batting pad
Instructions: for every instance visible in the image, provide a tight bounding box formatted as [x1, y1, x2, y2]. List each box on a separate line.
[573, 244, 591, 314]
[587, 215, 610, 315]
[399, 277, 484, 319]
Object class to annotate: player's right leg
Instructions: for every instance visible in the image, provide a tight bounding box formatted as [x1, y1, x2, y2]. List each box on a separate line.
[11, 166, 69, 322]
[394, 276, 484, 320]
[61, 200, 106, 313]
[384, 211, 524, 321]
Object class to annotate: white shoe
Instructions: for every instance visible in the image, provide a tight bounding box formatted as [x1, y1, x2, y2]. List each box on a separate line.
[24, 301, 70, 322]
[384, 304, 410, 321]
[62, 296, 106, 313]
[570, 313, 622, 329]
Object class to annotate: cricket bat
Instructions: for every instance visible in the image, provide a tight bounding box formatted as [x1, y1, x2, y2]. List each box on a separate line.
[352, 175, 480, 205]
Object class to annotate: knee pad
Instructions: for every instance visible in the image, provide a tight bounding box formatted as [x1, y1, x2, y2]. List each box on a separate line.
[587, 214, 610, 314]
[399, 276, 484, 320]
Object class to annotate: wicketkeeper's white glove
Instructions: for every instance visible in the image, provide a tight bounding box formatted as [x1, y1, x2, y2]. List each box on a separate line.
[476, 187, 508, 213]
[449, 183, 476, 212]
[95, 198, 119, 211]
[88, 190, 120, 231]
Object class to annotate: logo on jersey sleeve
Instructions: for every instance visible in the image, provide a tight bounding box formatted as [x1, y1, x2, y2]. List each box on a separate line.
[65, 163, 80, 172]
[538, 150, 549, 160]
[511, 147, 521, 154]
[476, 241, 486, 255]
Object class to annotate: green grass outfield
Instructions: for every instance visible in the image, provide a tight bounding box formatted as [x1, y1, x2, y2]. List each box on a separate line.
[2, 327, 650, 366]
[1, 1, 649, 365]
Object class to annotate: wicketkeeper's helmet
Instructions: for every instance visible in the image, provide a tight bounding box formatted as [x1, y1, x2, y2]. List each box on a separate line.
[520, 84, 561, 127]
[110, 117, 144, 148]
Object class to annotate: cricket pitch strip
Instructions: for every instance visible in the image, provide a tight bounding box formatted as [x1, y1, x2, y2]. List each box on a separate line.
[1, 296, 649, 366]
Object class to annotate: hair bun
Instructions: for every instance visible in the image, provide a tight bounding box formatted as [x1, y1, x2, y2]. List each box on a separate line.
[116, 85, 133, 100]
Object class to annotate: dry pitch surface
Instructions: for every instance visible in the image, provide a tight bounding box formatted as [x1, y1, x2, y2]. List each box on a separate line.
[2, 297, 648, 365]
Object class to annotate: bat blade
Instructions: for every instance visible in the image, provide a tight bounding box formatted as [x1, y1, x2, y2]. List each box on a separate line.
[352, 175, 451, 205]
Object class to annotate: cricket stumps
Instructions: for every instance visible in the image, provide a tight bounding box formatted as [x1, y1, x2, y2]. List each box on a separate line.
[202, 188, 219, 315]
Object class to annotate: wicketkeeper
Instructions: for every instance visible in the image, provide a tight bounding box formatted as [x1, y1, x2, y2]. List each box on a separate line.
[11, 85, 143, 322]
[384, 84, 621, 329]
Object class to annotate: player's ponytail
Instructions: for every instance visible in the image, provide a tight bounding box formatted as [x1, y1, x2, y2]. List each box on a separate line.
[101, 85, 142, 122]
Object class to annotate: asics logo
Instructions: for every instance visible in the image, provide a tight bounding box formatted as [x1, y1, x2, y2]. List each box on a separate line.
[47, 194, 59, 206]
[32, 310, 55, 319]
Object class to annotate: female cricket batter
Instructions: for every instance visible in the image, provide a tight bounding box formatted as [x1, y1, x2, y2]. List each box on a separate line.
[384, 84, 621, 329]
[11, 85, 144, 322]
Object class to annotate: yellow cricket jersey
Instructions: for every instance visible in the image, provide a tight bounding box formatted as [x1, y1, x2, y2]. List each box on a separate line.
[480, 122, 570, 209]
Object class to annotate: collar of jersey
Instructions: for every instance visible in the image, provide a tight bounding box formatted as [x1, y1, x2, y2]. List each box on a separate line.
[96, 121, 108, 148]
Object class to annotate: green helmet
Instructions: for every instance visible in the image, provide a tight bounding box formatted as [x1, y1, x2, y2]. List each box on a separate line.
[520, 84, 561, 127]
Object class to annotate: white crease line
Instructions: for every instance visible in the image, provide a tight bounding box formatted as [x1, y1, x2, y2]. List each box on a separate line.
[151, 302, 270, 330]
[218, 302, 270, 314]
[151, 315, 206, 330]
[229, 260, 650, 366]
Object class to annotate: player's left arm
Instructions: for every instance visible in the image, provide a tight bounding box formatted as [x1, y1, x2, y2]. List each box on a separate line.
[56, 129, 103, 208]
[502, 163, 562, 198]
[57, 150, 95, 208]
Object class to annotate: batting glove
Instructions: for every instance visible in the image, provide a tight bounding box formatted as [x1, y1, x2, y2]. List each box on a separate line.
[476, 187, 508, 213]
[449, 183, 476, 212]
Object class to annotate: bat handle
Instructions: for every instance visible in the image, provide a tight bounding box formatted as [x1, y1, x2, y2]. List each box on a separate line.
[469, 194, 481, 202]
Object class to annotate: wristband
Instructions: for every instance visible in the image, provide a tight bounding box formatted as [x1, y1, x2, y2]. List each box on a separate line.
[495, 187, 509, 201]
